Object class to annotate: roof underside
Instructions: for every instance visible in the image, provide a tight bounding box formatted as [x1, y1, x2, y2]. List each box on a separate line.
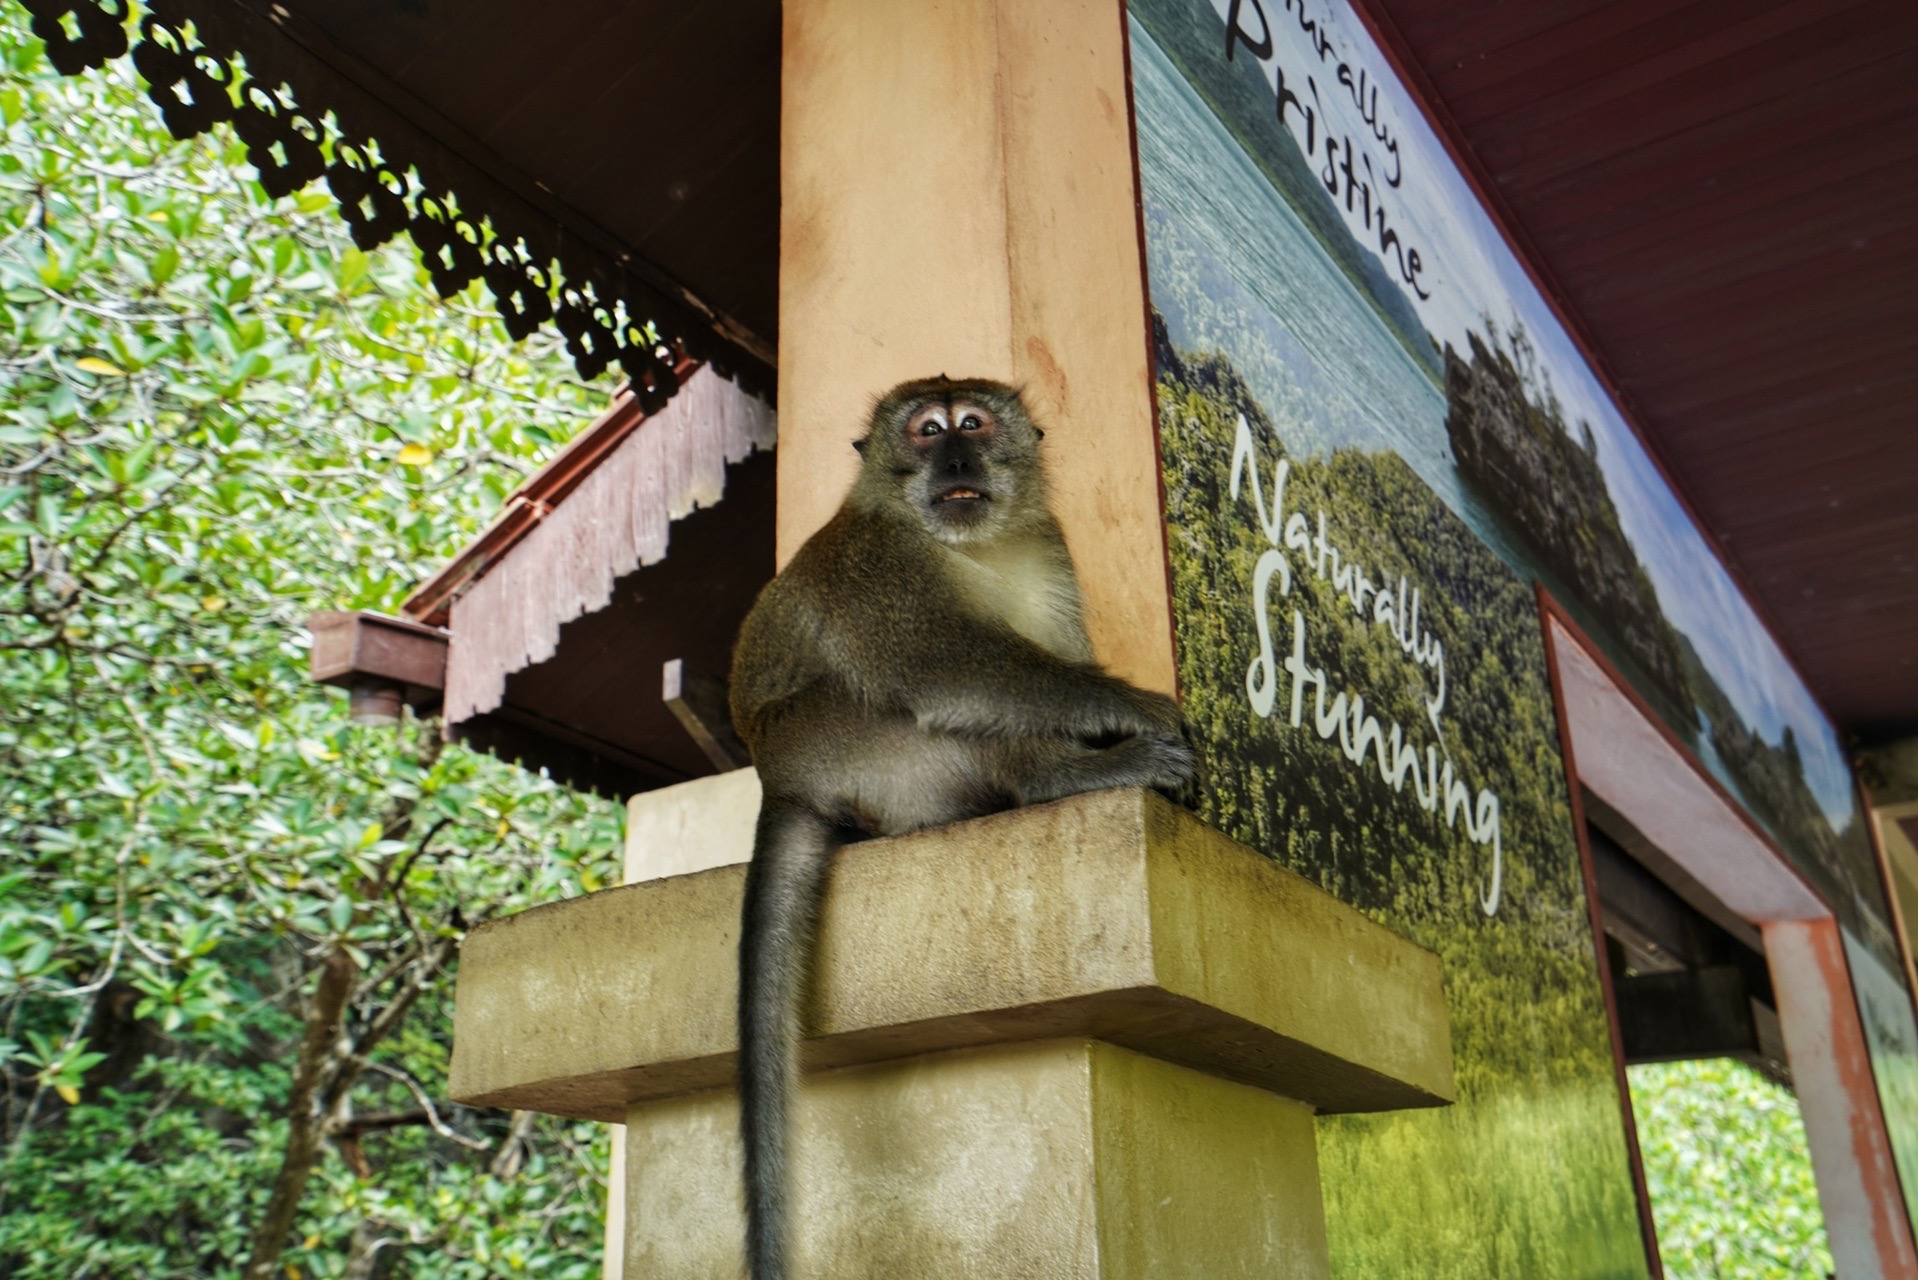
[45, 0, 1910, 741]
[1367, 0, 1918, 740]
[291, 0, 781, 353]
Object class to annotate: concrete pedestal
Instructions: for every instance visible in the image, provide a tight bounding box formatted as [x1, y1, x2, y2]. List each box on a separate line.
[450, 788, 1454, 1277]
[624, 1039, 1327, 1278]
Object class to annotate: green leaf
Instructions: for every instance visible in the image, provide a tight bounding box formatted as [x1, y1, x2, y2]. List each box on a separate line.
[149, 243, 179, 286]
[338, 246, 368, 290]
[17, 938, 55, 977]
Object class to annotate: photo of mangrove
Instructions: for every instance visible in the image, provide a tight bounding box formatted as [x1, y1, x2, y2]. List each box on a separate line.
[1129, 0, 1918, 1264]
[1155, 324, 1647, 1276]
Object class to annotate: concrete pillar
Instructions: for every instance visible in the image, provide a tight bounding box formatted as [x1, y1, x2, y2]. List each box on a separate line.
[621, 1039, 1329, 1278]
[602, 767, 768, 1280]
[451, 788, 1454, 1276]
[777, 0, 1174, 696]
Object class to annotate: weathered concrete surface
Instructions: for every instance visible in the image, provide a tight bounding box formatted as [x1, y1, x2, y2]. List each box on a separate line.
[623, 767, 760, 883]
[450, 787, 1453, 1121]
[608, 767, 763, 1280]
[622, 1039, 1328, 1280]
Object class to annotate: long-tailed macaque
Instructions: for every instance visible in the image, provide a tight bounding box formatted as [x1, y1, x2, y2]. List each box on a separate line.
[728, 376, 1197, 1279]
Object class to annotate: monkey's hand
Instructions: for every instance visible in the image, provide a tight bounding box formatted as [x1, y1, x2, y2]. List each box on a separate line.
[1169, 720, 1205, 810]
[1121, 729, 1201, 808]
[1012, 718, 1200, 813]
[1112, 686, 1187, 742]
[1075, 684, 1200, 808]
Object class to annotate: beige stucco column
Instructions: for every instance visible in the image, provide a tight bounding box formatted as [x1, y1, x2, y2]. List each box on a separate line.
[450, 788, 1454, 1277]
[777, 0, 1174, 696]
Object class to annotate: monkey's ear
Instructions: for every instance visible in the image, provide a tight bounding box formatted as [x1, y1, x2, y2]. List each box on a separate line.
[1034, 427, 1045, 440]
[851, 436, 867, 455]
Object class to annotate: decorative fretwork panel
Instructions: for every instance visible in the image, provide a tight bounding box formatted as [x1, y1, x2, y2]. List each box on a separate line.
[21, 0, 774, 410]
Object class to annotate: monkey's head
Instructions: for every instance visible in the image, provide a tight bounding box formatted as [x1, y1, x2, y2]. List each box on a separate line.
[852, 376, 1050, 545]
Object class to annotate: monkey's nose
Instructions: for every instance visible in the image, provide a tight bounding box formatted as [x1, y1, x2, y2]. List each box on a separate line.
[935, 436, 980, 476]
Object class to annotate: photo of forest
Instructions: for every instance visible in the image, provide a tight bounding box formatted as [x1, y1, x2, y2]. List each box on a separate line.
[1156, 328, 1647, 1276]
[1128, 0, 1918, 1263]
[1442, 329, 1888, 971]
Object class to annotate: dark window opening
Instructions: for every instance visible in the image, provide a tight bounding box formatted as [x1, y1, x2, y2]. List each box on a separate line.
[1584, 793, 1835, 1278]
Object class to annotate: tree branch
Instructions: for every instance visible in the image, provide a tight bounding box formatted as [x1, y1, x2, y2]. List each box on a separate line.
[239, 944, 356, 1280]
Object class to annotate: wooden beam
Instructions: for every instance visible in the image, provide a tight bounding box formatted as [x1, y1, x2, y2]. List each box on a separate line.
[1615, 966, 1759, 1063]
[306, 610, 447, 710]
[1765, 918, 1918, 1279]
[778, 0, 1175, 696]
[661, 659, 750, 772]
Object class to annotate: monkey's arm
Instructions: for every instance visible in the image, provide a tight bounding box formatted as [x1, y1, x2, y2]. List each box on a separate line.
[813, 558, 1181, 744]
[735, 513, 1182, 748]
[906, 643, 1179, 742]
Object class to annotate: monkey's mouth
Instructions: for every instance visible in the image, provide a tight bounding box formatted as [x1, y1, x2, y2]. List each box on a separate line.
[934, 486, 988, 504]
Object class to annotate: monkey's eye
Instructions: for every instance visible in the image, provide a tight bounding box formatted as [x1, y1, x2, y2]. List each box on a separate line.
[959, 414, 984, 432]
[909, 406, 952, 439]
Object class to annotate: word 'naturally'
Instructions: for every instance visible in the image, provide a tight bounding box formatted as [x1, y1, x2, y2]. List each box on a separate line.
[1228, 413, 1503, 915]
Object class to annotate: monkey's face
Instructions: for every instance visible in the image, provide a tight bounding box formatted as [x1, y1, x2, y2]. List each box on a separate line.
[859, 378, 1046, 545]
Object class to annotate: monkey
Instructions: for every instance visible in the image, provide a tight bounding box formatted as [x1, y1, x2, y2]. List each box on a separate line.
[727, 375, 1198, 1279]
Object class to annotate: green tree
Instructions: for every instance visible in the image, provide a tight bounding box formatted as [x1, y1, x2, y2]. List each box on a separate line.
[1629, 1059, 1835, 1279]
[0, 8, 623, 1277]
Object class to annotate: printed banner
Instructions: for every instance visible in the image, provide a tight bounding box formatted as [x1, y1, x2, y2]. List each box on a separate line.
[1128, 0, 1918, 1271]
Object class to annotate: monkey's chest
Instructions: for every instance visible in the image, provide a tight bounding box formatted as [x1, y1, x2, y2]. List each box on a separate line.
[949, 551, 1092, 662]
[995, 584, 1087, 658]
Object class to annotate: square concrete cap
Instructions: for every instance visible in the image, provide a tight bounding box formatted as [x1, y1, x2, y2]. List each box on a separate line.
[450, 788, 1454, 1121]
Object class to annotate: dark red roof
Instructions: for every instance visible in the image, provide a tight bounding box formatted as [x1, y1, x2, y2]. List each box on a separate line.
[1363, 0, 1918, 740]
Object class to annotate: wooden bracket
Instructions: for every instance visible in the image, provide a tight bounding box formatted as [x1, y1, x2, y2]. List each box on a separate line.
[662, 659, 750, 772]
[308, 611, 448, 713]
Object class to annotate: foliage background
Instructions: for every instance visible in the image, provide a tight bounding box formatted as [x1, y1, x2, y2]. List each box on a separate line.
[0, 7, 623, 1276]
[1629, 1059, 1835, 1280]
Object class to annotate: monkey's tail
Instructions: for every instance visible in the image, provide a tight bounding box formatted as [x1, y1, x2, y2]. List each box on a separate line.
[739, 799, 839, 1280]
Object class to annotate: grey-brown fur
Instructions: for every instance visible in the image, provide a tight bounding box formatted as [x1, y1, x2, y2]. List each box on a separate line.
[728, 376, 1197, 1279]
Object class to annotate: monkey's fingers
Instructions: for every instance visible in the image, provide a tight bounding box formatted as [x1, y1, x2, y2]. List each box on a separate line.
[1160, 727, 1204, 810]
[1133, 688, 1188, 735]
[1084, 684, 1186, 744]
[1113, 732, 1200, 807]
